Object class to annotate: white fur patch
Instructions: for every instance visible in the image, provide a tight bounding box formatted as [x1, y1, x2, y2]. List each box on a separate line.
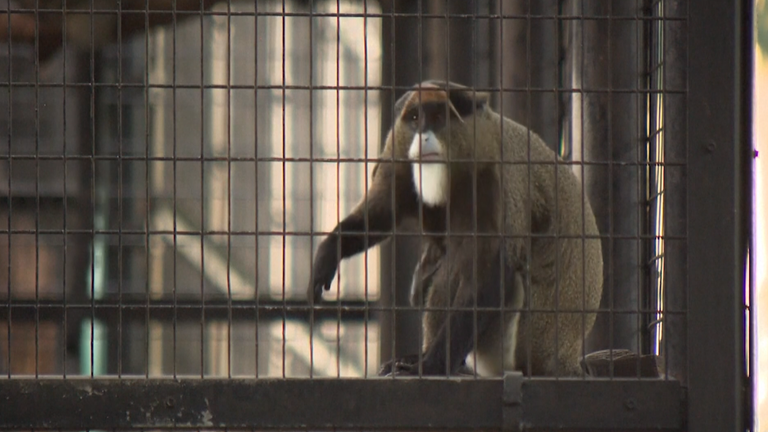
[468, 313, 521, 376]
[408, 132, 448, 206]
[466, 273, 525, 376]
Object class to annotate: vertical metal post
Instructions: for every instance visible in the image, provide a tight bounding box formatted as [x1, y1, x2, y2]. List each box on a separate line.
[494, 0, 560, 150]
[422, 1, 492, 88]
[574, 1, 647, 355]
[378, 0, 425, 362]
[655, 0, 688, 384]
[687, 0, 751, 431]
[377, 0, 495, 363]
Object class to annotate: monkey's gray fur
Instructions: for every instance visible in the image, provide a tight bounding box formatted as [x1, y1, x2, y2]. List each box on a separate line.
[309, 80, 603, 377]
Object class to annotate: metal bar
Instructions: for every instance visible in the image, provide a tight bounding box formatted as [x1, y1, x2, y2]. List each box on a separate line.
[525, 0, 561, 153]
[657, 0, 688, 384]
[0, 8, 692, 20]
[0, 378, 684, 431]
[579, 0, 646, 355]
[686, 0, 751, 431]
[0, 301, 373, 322]
[494, 0, 560, 149]
[377, 0, 424, 365]
[518, 379, 683, 431]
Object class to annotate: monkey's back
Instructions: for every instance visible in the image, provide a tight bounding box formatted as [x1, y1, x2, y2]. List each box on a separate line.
[495, 113, 604, 376]
[417, 107, 604, 377]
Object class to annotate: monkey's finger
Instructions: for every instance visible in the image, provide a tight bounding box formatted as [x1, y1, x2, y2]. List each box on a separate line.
[377, 363, 392, 376]
[308, 282, 322, 304]
[390, 364, 418, 377]
[314, 284, 325, 303]
[378, 359, 404, 376]
[307, 278, 325, 304]
[306, 279, 317, 303]
[379, 359, 422, 377]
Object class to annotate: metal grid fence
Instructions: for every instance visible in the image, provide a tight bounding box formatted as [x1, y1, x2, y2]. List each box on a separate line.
[0, 0, 753, 431]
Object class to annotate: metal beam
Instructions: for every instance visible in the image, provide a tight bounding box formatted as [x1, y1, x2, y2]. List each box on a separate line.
[686, 0, 752, 431]
[0, 377, 684, 431]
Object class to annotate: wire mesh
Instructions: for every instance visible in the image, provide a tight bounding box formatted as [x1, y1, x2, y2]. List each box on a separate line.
[0, 0, 672, 380]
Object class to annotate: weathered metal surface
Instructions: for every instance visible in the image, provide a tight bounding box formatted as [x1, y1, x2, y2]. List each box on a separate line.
[0, 377, 684, 431]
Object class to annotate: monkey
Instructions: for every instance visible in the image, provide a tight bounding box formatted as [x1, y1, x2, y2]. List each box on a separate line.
[307, 80, 604, 377]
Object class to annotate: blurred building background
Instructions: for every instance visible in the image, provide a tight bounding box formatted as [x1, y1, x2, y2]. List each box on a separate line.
[754, 0, 767, 429]
[0, 0, 383, 378]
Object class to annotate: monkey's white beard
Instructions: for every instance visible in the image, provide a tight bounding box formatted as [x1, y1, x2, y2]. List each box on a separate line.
[408, 132, 449, 206]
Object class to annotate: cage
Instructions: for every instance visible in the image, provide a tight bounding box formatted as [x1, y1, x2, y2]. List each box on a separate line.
[0, 1, 753, 431]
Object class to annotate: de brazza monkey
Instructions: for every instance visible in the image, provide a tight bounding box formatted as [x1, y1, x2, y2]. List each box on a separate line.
[308, 80, 603, 377]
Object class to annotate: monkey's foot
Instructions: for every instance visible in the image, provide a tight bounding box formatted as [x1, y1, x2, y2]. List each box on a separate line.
[454, 365, 478, 376]
[378, 355, 474, 377]
[377, 354, 422, 376]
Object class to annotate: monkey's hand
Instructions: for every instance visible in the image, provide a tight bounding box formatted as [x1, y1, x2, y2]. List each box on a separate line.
[307, 238, 340, 304]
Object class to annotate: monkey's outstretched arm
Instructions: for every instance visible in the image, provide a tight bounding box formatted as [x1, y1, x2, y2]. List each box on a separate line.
[308, 160, 417, 303]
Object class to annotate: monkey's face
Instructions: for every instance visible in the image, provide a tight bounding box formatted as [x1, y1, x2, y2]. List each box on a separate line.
[403, 101, 458, 207]
[393, 82, 490, 207]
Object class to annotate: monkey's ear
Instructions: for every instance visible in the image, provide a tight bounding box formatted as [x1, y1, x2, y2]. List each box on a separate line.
[447, 89, 490, 118]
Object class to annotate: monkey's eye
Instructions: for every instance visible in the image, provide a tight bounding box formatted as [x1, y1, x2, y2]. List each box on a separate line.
[411, 112, 419, 122]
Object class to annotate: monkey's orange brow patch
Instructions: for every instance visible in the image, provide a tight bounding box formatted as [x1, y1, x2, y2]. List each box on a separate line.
[403, 88, 450, 108]
[402, 87, 465, 124]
